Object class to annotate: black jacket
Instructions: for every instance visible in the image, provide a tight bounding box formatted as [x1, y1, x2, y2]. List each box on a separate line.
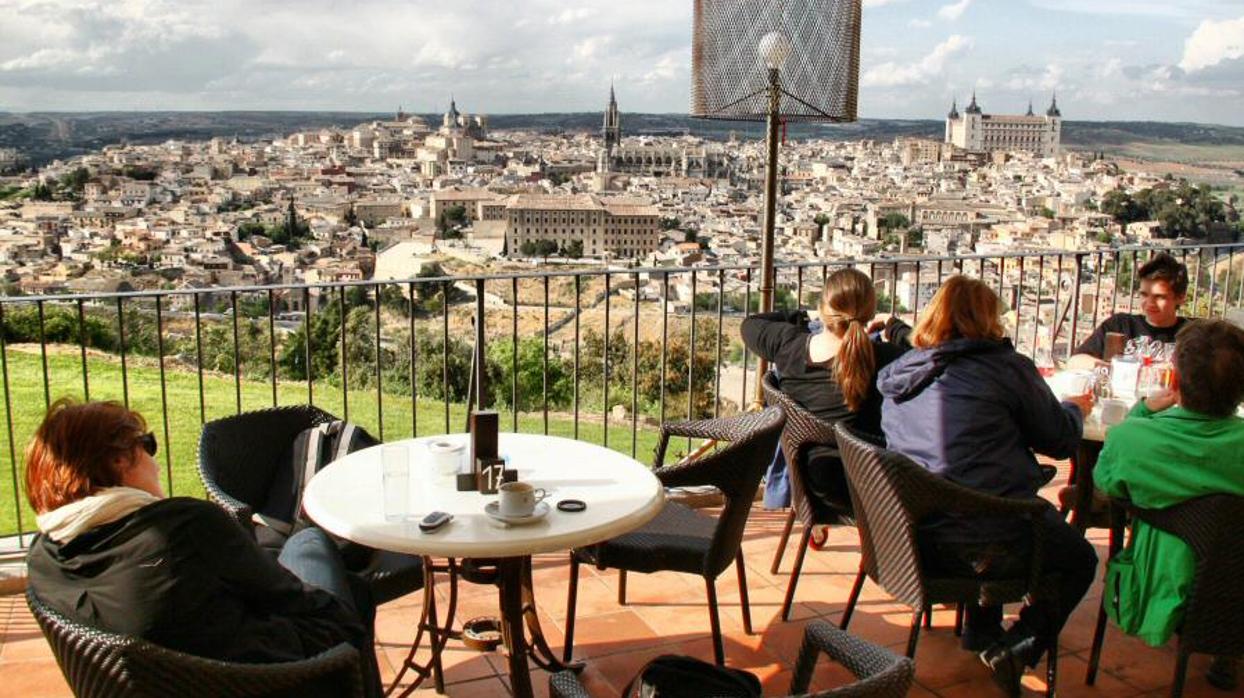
[26, 497, 367, 664]
[741, 310, 908, 440]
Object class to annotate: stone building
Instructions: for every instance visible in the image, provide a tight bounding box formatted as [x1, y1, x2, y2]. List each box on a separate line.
[945, 93, 1062, 157]
[505, 194, 659, 259]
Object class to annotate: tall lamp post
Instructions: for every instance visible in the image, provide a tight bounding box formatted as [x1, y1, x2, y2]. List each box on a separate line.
[691, 0, 862, 406]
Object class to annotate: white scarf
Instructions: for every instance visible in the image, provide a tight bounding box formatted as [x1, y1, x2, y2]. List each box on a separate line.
[36, 487, 162, 544]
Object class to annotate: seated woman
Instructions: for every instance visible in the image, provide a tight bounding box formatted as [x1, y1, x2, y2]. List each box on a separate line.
[875, 276, 1097, 696]
[741, 267, 909, 516]
[1094, 320, 1244, 691]
[24, 398, 381, 697]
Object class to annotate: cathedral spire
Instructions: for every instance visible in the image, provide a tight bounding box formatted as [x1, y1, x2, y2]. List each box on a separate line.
[948, 97, 960, 119]
[1046, 91, 1061, 117]
[965, 90, 982, 114]
[1026, 99, 1034, 116]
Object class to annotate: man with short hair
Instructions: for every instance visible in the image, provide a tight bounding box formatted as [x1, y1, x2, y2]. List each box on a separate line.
[1094, 319, 1244, 690]
[1068, 252, 1190, 369]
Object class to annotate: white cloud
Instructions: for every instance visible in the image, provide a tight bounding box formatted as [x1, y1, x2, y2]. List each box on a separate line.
[1179, 16, 1244, 71]
[862, 35, 973, 87]
[549, 8, 597, 25]
[908, 18, 932, 28]
[937, 0, 972, 21]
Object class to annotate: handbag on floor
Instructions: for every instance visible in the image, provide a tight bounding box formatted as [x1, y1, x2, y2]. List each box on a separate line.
[623, 655, 762, 698]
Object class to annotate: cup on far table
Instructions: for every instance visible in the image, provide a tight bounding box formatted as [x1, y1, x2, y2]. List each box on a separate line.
[381, 444, 410, 522]
[498, 481, 548, 518]
[1100, 398, 1130, 426]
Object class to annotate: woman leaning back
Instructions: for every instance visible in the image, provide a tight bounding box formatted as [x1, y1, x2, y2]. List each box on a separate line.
[741, 267, 911, 518]
[23, 398, 382, 697]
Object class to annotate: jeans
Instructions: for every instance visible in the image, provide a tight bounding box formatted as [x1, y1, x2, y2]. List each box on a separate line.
[919, 509, 1098, 662]
[278, 527, 382, 698]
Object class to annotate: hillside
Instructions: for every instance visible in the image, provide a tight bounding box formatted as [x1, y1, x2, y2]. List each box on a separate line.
[4, 111, 1244, 167]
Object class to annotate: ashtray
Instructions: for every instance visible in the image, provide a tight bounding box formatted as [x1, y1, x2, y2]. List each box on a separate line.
[461, 616, 503, 651]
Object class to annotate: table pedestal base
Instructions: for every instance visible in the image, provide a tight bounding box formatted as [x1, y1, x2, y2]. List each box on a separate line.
[387, 556, 582, 698]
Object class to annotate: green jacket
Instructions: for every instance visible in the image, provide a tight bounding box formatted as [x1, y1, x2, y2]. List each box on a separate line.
[1094, 402, 1244, 646]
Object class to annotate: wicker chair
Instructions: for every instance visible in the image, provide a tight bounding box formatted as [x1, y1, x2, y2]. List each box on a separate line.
[1085, 494, 1244, 698]
[197, 405, 423, 604]
[548, 620, 914, 698]
[564, 408, 786, 666]
[761, 372, 856, 622]
[27, 587, 364, 698]
[833, 423, 1062, 697]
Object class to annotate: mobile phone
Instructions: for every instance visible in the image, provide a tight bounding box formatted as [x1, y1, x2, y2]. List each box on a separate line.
[419, 511, 453, 532]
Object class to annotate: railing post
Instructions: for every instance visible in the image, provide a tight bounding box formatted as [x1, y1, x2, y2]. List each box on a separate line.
[1068, 253, 1086, 359]
[474, 278, 489, 411]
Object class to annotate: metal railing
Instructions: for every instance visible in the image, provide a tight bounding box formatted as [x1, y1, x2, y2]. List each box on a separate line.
[0, 242, 1241, 544]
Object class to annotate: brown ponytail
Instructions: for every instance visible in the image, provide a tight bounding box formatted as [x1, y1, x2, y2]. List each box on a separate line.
[820, 269, 879, 412]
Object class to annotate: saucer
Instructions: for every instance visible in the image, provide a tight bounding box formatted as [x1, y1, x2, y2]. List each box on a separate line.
[484, 500, 550, 525]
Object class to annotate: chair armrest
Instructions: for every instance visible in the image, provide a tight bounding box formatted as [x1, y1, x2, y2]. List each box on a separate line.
[549, 670, 592, 698]
[200, 478, 256, 534]
[651, 414, 759, 488]
[790, 621, 915, 697]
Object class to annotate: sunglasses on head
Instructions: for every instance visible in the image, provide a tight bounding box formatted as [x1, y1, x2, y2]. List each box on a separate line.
[138, 432, 157, 456]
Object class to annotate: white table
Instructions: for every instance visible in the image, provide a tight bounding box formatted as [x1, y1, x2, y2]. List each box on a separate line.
[302, 433, 665, 698]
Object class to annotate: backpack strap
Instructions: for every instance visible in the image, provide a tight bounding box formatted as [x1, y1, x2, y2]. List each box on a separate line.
[335, 422, 359, 463]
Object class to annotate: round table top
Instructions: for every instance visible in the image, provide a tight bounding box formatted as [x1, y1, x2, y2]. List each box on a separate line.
[302, 433, 665, 558]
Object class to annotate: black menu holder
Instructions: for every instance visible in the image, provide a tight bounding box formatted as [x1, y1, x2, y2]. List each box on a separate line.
[457, 410, 499, 492]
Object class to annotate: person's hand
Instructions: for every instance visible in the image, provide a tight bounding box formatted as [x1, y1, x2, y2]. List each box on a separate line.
[1065, 391, 1095, 417]
[866, 313, 891, 335]
[1144, 388, 1179, 413]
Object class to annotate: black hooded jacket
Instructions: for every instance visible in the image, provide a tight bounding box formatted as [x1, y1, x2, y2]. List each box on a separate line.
[26, 497, 367, 664]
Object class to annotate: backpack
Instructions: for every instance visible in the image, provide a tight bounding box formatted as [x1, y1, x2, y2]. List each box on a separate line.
[252, 420, 380, 537]
[622, 655, 762, 698]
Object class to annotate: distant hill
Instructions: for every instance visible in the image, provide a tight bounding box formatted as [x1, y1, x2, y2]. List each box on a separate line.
[3, 111, 1244, 168]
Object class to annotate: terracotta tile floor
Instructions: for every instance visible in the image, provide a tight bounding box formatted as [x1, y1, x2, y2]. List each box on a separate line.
[1, 460, 1236, 697]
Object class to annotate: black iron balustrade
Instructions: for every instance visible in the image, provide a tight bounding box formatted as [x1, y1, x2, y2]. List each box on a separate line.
[0, 242, 1241, 548]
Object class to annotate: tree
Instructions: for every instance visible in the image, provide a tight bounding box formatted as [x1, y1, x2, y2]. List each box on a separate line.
[519, 240, 537, 257]
[1101, 190, 1144, 226]
[1038, 206, 1056, 219]
[683, 229, 698, 244]
[879, 213, 910, 231]
[562, 239, 584, 258]
[660, 216, 681, 230]
[486, 336, 573, 411]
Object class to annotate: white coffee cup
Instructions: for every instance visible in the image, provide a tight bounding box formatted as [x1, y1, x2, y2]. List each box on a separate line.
[1100, 398, 1130, 426]
[498, 481, 548, 518]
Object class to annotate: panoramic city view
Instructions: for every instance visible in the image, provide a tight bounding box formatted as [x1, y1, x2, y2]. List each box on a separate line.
[0, 1, 1242, 696]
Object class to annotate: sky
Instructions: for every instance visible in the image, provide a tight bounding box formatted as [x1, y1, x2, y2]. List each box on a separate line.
[0, 0, 1242, 126]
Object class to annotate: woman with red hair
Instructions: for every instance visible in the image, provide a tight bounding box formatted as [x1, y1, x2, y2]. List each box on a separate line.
[876, 276, 1097, 696]
[24, 398, 380, 697]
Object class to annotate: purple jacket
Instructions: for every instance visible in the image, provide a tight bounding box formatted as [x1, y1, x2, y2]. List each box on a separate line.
[876, 338, 1082, 543]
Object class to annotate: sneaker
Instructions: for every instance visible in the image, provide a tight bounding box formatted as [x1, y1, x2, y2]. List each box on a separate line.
[1207, 656, 1239, 692]
[961, 624, 1005, 652]
[979, 642, 1025, 697]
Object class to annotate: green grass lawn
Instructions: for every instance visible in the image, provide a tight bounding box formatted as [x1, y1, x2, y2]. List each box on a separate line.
[0, 347, 665, 537]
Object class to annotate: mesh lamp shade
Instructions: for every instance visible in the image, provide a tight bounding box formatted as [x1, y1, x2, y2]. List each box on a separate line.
[691, 0, 862, 122]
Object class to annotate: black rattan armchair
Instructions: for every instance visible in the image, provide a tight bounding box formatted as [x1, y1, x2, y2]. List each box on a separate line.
[762, 373, 856, 621]
[549, 620, 913, 698]
[563, 407, 786, 666]
[27, 587, 364, 698]
[197, 405, 422, 604]
[1085, 494, 1244, 698]
[833, 423, 1061, 696]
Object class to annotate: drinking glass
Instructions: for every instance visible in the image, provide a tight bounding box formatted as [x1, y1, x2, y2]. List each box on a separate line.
[381, 444, 410, 522]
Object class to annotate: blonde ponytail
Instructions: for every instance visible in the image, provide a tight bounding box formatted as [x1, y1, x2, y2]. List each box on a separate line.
[820, 268, 879, 412]
[834, 319, 876, 411]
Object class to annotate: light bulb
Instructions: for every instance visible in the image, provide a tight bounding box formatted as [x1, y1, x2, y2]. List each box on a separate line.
[758, 31, 793, 70]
